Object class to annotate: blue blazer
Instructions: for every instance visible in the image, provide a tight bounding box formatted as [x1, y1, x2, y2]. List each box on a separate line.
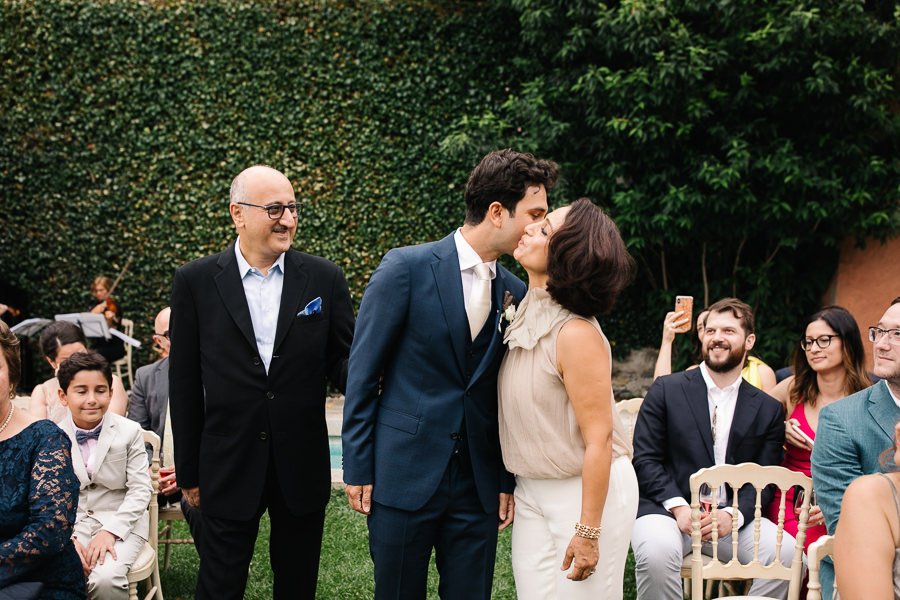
[812, 379, 900, 534]
[342, 233, 526, 513]
[633, 367, 785, 524]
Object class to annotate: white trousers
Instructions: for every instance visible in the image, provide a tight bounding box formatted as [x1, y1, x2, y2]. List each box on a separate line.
[631, 513, 798, 600]
[76, 519, 146, 600]
[511, 455, 639, 600]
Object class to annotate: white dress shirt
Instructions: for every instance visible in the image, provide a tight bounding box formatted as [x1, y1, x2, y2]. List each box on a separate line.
[664, 363, 744, 526]
[453, 229, 496, 307]
[71, 413, 107, 478]
[235, 238, 285, 373]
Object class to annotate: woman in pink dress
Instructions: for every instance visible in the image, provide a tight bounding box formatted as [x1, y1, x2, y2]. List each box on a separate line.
[767, 305, 871, 551]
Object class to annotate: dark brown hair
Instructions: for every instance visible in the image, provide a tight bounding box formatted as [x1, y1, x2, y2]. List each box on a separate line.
[789, 305, 871, 408]
[57, 350, 112, 392]
[463, 149, 559, 225]
[0, 320, 21, 397]
[546, 198, 634, 317]
[706, 298, 755, 335]
[39, 320, 88, 361]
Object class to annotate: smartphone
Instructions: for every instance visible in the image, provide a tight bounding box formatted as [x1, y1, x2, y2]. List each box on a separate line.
[791, 422, 814, 447]
[674, 295, 693, 334]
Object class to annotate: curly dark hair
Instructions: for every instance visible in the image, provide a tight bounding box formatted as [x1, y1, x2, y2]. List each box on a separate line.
[789, 305, 871, 408]
[464, 148, 559, 225]
[546, 198, 634, 317]
[57, 350, 111, 392]
[0, 320, 21, 397]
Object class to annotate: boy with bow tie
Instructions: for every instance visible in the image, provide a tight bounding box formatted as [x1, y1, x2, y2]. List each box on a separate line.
[58, 350, 152, 599]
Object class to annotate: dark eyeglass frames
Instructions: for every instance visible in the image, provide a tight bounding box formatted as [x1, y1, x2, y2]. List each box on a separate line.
[237, 202, 304, 220]
[800, 334, 841, 351]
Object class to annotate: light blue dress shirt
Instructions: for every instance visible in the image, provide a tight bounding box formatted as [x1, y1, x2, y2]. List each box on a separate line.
[234, 239, 285, 373]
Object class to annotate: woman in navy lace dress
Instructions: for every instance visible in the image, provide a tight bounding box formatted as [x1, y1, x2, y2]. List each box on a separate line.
[0, 321, 85, 599]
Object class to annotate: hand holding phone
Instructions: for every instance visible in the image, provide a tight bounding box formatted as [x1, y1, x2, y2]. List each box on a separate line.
[673, 296, 693, 334]
[789, 420, 814, 448]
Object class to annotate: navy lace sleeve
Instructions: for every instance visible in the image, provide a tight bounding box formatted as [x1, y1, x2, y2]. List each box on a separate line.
[0, 420, 85, 599]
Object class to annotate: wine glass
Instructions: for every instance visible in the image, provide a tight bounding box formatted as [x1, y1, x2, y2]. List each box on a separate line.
[699, 483, 713, 516]
[793, 486, 817, 517]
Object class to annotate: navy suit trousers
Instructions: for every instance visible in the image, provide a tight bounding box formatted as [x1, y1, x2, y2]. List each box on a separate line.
[367, 447, 499, 600]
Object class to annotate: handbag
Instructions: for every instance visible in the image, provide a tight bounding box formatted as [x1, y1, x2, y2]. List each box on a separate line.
[0, 581, 43, 600]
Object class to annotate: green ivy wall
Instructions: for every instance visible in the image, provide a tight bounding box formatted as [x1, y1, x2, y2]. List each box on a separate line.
[0, 0, 528, 368]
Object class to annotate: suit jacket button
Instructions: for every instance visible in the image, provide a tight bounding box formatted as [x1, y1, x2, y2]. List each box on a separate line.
[450, 432, 459, 440]
[89, 483, 96, 490]
[253, 357, 261, 366]
[87, 510, 94, 515]
[266, 391, 275, 400]
[259, 432, 268, 440]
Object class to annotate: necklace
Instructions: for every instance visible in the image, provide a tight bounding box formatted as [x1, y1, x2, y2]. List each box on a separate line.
[0, 402, 14, 435]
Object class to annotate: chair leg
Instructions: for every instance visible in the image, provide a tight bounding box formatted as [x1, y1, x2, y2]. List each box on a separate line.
[163, 525, 173, 571]
[128, 581, 138, 600]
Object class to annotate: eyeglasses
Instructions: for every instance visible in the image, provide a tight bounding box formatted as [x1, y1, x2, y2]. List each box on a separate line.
[869, 327, 900, 345]
[237, 202, 304, 220]
[800, 334, 841, 351]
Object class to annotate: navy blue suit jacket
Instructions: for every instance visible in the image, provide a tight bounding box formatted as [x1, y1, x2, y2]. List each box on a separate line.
[342, 233, 525, 513]
[632, 367, 785, 524]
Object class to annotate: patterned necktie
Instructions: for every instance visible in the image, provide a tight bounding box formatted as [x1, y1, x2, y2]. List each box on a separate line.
[75, 428, 101, 445]
[468, 263, 492, 341]
[162, 400, 175, 469]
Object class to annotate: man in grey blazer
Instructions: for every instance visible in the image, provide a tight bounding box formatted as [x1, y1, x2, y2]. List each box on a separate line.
[812, 296, 900, 597]
[127, 306, 202, 546]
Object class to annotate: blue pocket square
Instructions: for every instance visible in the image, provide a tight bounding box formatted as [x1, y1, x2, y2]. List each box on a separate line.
[297, 297, 322, 316]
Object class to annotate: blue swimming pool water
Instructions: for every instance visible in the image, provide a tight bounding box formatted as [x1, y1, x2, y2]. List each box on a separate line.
[329, 435, 342, 470]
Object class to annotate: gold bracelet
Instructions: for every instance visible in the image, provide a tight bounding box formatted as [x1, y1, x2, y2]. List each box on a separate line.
[574, 522, 602, 539]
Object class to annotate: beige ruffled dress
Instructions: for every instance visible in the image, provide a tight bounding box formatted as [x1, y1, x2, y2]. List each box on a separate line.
[498, 287, 632, 479]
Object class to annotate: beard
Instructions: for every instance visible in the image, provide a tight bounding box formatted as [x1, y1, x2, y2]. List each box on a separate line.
[703, 342, 746, 373]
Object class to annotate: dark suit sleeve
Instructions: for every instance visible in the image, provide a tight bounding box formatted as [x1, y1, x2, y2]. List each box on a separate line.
[737, 396, 785, 524]
[168, 266, 204, 490]
[127, 367, 153, 461]
[325, 265, 354, 394]
[632, 376, 684, 508]
[811, 402, 861, 534]
[341, 249, 411, 486]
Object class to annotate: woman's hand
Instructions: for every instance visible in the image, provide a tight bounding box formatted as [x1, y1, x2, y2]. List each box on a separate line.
[808, 504, 825, 527]
[562, 535, 600, 581]
[661, 310, 689, 344]
[72, 538, 91, 577]
[785, 418, 812, 450]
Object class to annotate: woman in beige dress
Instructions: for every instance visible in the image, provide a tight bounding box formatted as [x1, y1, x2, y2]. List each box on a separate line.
[498, 198, 638, 599]
[28, 321, 127, 422]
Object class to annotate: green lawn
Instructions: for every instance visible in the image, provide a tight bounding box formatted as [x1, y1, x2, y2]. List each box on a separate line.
[158, 488, 638, 599]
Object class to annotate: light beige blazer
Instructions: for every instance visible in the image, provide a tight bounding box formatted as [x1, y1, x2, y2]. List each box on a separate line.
[60, 412, 152, 541]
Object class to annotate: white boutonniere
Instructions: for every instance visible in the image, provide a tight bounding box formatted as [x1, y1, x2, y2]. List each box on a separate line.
[499, 291, 517, 332]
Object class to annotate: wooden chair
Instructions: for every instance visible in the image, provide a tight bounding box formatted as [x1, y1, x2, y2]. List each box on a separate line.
[615, 396, 643, 443]
[126, 430, 164, 600]
[807, 535, 835, 600]
[688, 463, 812, 600]
[158, 502, 195, 571]
[112, 318, 135, 390]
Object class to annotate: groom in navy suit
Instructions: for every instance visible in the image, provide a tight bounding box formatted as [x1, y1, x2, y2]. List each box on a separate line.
[342, 149, 558, 599]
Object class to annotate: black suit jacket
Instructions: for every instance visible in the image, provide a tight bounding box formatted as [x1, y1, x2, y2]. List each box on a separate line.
[632, 367, 785, 524]
[169, 242, 354, 520]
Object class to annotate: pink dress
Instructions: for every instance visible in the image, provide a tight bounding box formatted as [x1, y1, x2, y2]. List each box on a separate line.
[766, 403, 826, 552]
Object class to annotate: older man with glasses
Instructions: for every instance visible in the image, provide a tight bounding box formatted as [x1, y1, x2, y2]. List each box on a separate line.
[168, 165, 354, 600]
[812, 296, 900, 598]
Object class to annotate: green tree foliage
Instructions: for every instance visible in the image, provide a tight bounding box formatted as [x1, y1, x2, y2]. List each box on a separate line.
[443, 0, 900, 365]
[0, 0, 524, 369]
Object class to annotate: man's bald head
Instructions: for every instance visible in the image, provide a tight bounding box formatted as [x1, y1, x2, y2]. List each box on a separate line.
[230, 165, 291, 206]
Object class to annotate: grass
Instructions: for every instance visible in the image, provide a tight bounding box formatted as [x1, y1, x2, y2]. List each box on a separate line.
[158, 488, 638, 599]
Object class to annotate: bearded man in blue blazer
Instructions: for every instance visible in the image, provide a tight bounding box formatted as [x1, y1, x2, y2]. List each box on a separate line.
[812, 297, 900, 598]
[342, 149, 558, 599]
